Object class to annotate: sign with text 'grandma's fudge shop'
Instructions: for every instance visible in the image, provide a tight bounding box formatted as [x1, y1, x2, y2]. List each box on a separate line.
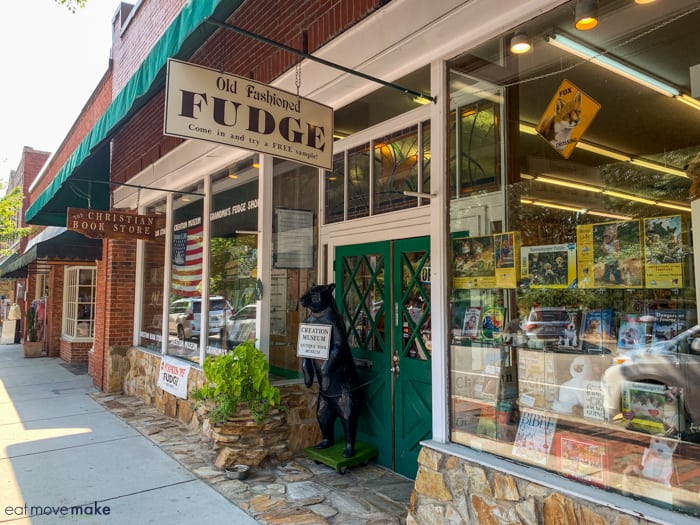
[164, 58, 333, 170]
[67, 208, 165, 242]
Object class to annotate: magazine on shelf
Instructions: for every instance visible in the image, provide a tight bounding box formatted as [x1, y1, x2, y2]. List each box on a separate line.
[462, 306, 482, 339]
[512, 409, 557, 466]
[556, 432, 608, 487]
[621, 381, 685, 435]
[617, 313, 649, 351]
[651, 309, 687, 351]
[580, 308, 615, 350]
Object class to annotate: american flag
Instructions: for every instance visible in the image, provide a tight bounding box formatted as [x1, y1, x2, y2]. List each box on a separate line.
[172, 225, 203, 296]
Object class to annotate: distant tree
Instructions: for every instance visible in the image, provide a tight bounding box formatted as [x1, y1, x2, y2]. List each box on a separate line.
[54, 0, 88, 12]
[0, 187, 32, 256]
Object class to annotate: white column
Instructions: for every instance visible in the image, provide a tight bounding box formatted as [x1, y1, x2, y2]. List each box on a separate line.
[257, 155, 274, 359]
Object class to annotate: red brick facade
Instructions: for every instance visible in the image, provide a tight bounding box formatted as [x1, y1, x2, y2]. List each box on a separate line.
[92, 237, 137, 389]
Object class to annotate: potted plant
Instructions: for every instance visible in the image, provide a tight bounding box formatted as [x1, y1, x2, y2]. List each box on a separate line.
[191, 340, 281, 424]
[191, 341, 285, 469]
[23, 306, 43, 358]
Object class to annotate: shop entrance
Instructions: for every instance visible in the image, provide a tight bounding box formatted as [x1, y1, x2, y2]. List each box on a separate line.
[335, 237, 432, 479]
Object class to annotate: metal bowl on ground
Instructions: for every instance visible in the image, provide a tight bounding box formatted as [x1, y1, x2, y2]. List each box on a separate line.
[225, 464, 250, 480]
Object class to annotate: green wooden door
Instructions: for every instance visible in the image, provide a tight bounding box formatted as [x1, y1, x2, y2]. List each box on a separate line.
[336, 237, 432, 478]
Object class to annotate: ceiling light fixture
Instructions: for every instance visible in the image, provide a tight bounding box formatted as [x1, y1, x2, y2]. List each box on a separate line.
[602, 189, 656, 205]
[629, 159, 687, 178]
[547, 34, 680, 97]
[586, 210, 633, 220]
[575, 0, 598, 31]
[510, 33, 532, 54]
[634, 0, 656, 4]
[412, 94, 432, 105]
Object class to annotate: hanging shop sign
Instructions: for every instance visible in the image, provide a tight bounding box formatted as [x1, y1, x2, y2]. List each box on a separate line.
[535, 79, 601, 159]
[164, 59, 333, 170]
[67, 208, 165, 242]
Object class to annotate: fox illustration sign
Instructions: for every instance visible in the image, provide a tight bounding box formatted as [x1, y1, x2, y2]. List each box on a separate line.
[536, 79, 601, 159]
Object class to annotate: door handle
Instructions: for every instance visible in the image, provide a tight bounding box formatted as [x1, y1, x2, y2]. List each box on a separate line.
[390, 365, 400, 375]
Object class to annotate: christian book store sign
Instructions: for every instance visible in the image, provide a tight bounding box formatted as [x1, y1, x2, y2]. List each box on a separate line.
[67, 208, 163, 242]
[164, 58, 333, 170]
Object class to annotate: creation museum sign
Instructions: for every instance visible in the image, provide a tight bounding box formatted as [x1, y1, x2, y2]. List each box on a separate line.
[164, 58, 333, 170]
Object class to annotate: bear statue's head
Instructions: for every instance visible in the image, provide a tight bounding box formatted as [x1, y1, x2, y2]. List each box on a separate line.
[300, 283, 336, 314]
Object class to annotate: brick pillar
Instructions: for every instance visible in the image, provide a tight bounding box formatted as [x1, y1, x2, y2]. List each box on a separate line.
[46, 266, 64, 357]
[92, 238, 137, 390]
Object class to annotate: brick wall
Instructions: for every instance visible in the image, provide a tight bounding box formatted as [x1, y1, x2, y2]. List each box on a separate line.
[92, 237, 137, 389]
[111, 0, 187, 96]
[110, 0, 387, 184]
[46, 265, 65, 358]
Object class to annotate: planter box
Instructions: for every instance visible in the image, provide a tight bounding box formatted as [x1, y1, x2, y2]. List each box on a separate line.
[23, 341, 44, 358]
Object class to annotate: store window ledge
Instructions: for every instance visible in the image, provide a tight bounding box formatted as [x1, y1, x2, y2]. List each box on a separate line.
[421, 439, 696, 525]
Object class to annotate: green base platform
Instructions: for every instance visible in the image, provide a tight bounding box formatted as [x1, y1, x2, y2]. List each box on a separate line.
[303, 441, 378, 474]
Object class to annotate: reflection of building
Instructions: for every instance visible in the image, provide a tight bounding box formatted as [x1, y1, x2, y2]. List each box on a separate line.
[14, 0, 700, 523]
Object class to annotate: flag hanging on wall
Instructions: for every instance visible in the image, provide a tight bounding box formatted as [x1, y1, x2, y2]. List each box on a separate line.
[172, 225, 203, 296]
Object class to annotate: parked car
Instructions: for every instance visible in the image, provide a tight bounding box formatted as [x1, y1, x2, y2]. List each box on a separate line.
[223, 304, 257, 349]
[168, 296, 231, 340]
[523, 307, 572, 341]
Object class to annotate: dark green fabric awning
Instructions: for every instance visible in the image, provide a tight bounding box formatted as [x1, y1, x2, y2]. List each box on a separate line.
[26, 0, 245, 226]
[0, 229, 102, 279]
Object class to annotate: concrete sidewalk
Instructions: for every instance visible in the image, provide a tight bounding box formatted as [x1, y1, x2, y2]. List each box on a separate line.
[0, 344, 257, 525]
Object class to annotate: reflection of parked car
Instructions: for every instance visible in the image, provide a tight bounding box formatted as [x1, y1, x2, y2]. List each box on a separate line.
[603, 324, 700, 435]
[524, 307, 571, 340]
[223, 304, 257, 349]
[168, 296, 230, 340]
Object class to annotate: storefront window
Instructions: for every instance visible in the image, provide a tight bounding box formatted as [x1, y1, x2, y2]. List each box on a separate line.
[138, 200, 166, 352]
[168, 185, 204, 362]
[209, 158, 259, 357]
[447, 0, 700, 515]
[348, 143, 371, 220]
[62, 266, 96, 339]
[271, 157, 319, 379]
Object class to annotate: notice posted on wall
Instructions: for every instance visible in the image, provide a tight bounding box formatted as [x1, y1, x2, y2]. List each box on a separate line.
[157, 356, 191, 399]
[297, 323, 332, 360]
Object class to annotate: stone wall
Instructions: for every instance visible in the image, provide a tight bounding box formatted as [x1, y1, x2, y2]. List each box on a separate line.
[407, 447, 657, 525]
[119, 347, 321, 457]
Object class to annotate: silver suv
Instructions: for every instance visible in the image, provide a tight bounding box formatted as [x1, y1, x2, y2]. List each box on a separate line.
[168, 296, 231, 340]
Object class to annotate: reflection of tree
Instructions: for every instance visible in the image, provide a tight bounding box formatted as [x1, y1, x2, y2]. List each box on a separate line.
[209, 236, 257, 301]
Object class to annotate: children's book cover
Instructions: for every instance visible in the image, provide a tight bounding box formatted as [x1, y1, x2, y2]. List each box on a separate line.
[580, 308, 615, 350]
[452, 234, 496, 289]
[462, 306, 482, 339]
[512, 409, 557, 466]
[577, 220, 643, 289]
[651, 309, 687, 351]
[521, 243, 577, 288]
[644, 215, 683, 289]
[480, 306, 505, 342]
[557, 432, 608, 487]
[617, 314, 649, 351]
[495, 231, 521, 289]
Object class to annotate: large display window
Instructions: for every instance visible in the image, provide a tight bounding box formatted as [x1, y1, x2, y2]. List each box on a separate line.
[138, 200, 166, 352]
[447, 0, 700, 516]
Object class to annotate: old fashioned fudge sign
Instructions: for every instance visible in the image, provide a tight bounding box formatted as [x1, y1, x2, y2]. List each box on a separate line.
[164, 59, 333, 170]
[67, 208, 164, 241]
[297, 323, 332, 359]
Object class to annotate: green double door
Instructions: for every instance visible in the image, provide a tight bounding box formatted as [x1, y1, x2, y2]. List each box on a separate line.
[335, 237, 432, 479]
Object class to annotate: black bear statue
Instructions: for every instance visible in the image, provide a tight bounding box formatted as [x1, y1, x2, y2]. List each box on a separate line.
[300, 283, 361, 458]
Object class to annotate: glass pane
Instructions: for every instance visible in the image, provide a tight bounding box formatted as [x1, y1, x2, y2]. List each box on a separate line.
[168, 189, 204, 362]
[324, 153, 344, 224]
[342, 254, 385, 353]
[373, 125, 419, 214]
[209, 167, 259, 357]
[422, 121, 431, 195]
[347, 143, 370, 220]
[400, 250, 431, 360]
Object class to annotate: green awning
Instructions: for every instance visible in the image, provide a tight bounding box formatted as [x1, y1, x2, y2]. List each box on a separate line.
[0, 228, 102, 279]
[26, 0, 245, 226]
